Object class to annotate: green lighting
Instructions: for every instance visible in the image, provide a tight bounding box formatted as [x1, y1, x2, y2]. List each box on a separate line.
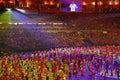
[0, 10, 10, 23]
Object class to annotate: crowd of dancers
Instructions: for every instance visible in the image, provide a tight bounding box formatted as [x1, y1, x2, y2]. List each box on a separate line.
[0, 46, 120, 80]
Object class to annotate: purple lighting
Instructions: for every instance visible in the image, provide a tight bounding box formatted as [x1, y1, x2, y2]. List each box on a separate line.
[61, 0, 82, 12]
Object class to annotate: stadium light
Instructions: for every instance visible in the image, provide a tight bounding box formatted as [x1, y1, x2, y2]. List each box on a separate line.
[9, 1, 13, 3]
[9, 22, 12, 24]
[50, 1, 55, 5]
[109, 1, 113, 5]
[44, 1, 49, 5]
[18, 23, 24, 25]
[98, 1, 103, 6]
[14, 22, 18, 25]
[92, 2, 96, 6]
[82, 2, 87, 6]
[0, 22, 2, 24]
[27, 23, 32, 25]
[114, 1, 119, 5]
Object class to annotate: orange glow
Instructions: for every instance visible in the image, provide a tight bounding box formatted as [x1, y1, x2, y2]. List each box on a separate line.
[9, 1, 13, 3]
[27, 1, 31, 7]
[109, 1, 113, 5]
[44, 1, 49, 5]
[98, 1, 103, 5]
[82, 2, 87, 6]
[50, 1, 55, 5]
[114, 1, 119, 5]
[92, 2, 95, 6]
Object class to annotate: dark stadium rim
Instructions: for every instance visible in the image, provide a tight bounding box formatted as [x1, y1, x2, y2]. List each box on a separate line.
[1, 45, 119, 55]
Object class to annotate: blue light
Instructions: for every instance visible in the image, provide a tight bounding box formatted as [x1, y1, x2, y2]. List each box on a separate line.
[16, 8, 26, 13]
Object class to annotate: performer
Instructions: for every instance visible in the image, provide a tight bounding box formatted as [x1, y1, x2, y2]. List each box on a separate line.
[69, 1, 78, 12]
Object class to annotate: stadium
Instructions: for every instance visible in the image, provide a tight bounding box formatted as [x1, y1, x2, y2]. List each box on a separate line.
[0, 0, 120, 80]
